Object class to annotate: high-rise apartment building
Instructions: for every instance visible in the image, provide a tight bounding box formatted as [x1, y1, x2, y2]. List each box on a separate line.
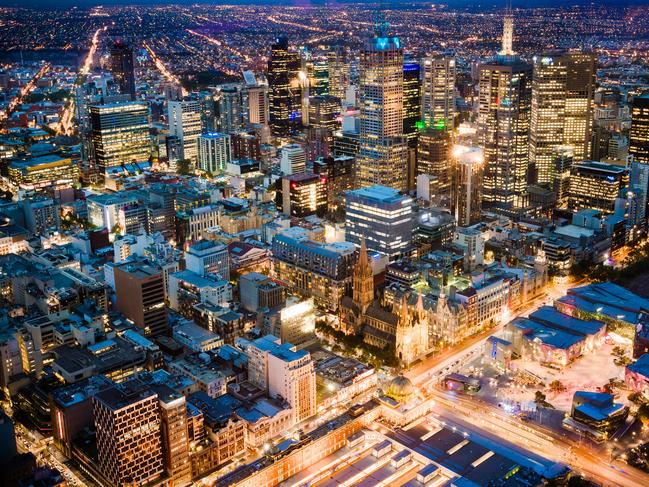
[417, 127, 452, 205]
[114, 261, 169, 337]
[152, 383, 192, 486]
[168, 99, 202, 164]
[529, 52, 596, 184]
[345, 185, 414, 260]
[478, 58, 532, 210]
[453, 146, 485, 227]
[244, 84, 269, 126]
[356, 23, 408, 191]
[198, 132, 231, 174]
[421, 57, 456, 131]
[93, 379, 164, 486]
[109, 41, 136, 100]
[630, 94, 649, 165]
[243, 335, 316, 424]
[217, 85, 243, 134]
[90, 102, 150, 171]
[268, 36, 302, 138]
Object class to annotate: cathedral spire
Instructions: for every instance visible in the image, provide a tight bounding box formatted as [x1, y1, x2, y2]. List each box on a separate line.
[353, 238, 374, 313]
[399, 294, 409, 326]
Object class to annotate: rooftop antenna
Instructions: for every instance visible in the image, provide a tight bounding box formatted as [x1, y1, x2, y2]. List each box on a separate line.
[374, 1, 389, 37]
[499, 0, 515, 56]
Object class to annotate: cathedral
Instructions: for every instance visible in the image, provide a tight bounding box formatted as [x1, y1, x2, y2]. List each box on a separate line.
[339, 239, 429, 367]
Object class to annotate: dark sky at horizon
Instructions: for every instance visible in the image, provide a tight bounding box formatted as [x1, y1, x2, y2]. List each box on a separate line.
[1, 0, 645, 9]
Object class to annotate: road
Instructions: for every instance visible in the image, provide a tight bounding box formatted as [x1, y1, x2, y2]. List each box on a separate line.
[428, 388, 649, 487]
[59, 26, 105, 135]
[143, 41, 188, 96]
[1, 62, 51, 125]
[12, 415, 86, 487]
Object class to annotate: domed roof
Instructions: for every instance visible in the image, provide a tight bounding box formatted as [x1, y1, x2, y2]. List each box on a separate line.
[385, 374, 415, 402]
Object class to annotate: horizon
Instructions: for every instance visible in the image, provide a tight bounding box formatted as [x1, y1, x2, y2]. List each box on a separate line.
[2, 0, 646, 10]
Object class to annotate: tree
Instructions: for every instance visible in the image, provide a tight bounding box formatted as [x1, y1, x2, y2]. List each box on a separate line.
[636, 403, 649, 426]
[177, 159, 192, 175]
[628, 391, 646, 405]
[534, 390, 554, 409]
[548, 380, 567, 394]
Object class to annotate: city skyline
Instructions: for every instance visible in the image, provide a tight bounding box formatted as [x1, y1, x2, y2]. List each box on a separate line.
[0, 2, 648, 487]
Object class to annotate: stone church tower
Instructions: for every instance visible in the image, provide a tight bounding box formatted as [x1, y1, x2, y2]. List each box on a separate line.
[352, 238, 374, 314]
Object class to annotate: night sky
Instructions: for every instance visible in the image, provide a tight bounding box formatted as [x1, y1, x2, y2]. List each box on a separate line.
[2, 0, 644, 10]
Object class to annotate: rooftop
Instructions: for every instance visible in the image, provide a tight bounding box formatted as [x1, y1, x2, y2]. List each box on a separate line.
[573, 160, 627, 174]
[171, 269, 228, 288]
[628, 354, 649, 378]
[93, 377, 157, 411]
[247, 335, 310, 363]
[510, 317, 585, 350]
[347, 185, 412, 204]
[529, 306, 604, 337]
[9, 153, 71, 169]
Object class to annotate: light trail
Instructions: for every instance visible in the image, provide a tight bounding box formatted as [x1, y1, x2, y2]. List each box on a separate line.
[266, 14, 327, 33]
[186, 28, 251, 62]
[1, 62, 51, 126]
[59, 26, 105, 135]
[143, 41, 188, 97]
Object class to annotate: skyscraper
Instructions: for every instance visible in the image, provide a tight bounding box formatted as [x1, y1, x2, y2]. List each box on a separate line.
[345, 185, 414, 260]
[453, 146, 484, 227]
[630, 94, 649, 165]
[198, 132, 231, 174]
[356, 20, 408, 191]
[421, 56, 456, 131]
[529, 52, 596, 185]
[216, 85, 243, 134]
[327, 44, 349, 100]
[500, 9, 514, 57]
[168, 99, 202, 165]
[244, 84, 269, 126]
[403, 61, 421, 145]
[109, 41, 136, 100]
[478, 26, 532, 211]
[310, 57, 329, 96]
[268, 37, 301, 138]
[90, 102, 150, 172]
[93, 379, 164, 486]
[417, 127, 452, 203]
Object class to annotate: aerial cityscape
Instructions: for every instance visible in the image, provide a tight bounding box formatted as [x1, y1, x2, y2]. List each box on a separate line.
[0, 1, 648, 486]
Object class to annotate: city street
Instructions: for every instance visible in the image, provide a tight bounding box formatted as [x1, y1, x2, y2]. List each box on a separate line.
[428, 388, 649, 487]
